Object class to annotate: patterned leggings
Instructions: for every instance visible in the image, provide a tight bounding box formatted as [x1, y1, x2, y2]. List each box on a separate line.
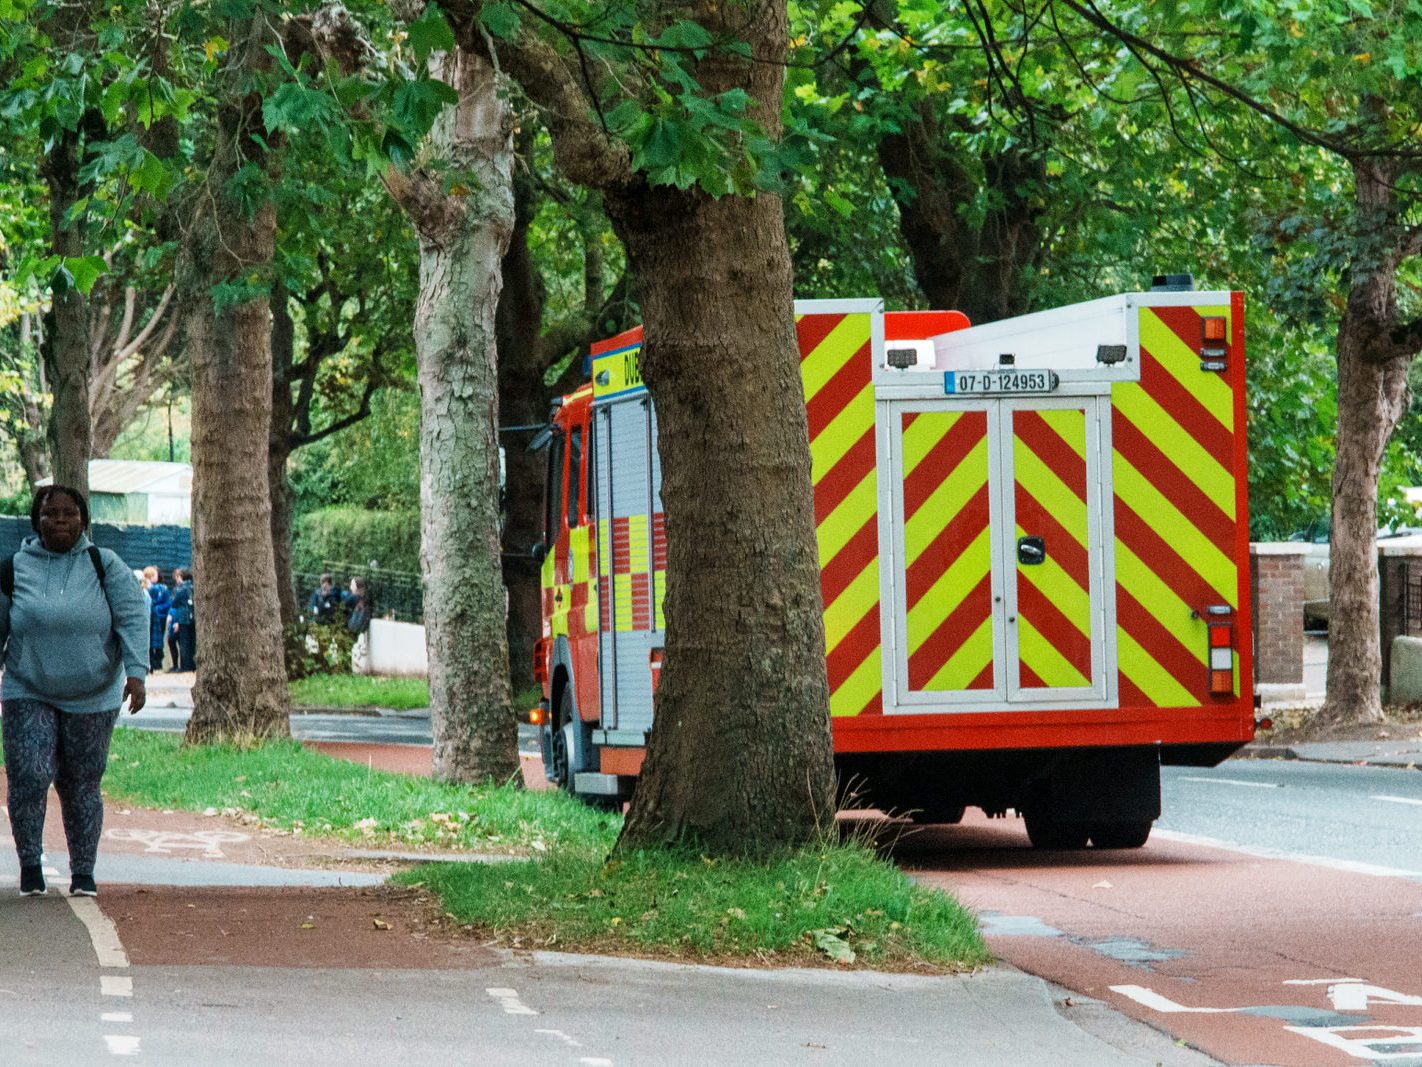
[3, 700, 119, 876]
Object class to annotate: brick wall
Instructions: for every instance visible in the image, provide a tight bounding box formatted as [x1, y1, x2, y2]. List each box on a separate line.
[1251, 545, 1306, 685]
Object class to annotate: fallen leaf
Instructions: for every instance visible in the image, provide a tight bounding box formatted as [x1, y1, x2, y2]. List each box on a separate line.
[1093, 880, 1113, 889]
[372, 919, 391, 930]
[300, 922, 316, 930]
[811, 929, 856, 965]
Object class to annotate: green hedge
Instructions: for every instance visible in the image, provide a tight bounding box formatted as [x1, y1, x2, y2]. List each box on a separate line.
[293, 506, 421, 576]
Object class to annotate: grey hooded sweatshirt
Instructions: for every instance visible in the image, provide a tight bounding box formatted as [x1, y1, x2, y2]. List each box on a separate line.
[0, 534, 149, 713]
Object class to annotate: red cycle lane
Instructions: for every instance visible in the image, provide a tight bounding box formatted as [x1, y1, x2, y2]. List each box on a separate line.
[893, 813, 1422, 1067]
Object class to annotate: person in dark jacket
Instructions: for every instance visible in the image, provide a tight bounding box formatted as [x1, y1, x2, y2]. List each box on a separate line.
[168, 567, 195, 671]
[307, 572, 341, 624]
[0, 485, 148, 897]
[143, 566, 170, 672]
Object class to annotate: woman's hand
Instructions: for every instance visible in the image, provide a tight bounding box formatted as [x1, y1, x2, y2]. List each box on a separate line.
[123, 677, 147, 714]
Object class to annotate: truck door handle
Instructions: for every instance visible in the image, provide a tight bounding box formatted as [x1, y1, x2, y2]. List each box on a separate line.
[1017, 536, 1046, 565]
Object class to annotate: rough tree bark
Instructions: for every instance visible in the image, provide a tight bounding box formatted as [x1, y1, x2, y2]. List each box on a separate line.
[383, 39, 518, 782]
[39, 122, 96, 494]
[181, 17, 291, 744]
[269, 282, 299, 624]
[497, 0, 837, 853]
[1321, 158, 1421, 726]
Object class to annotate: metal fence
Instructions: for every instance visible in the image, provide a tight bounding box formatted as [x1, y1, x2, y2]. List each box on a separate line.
[294, 564, 425, 625]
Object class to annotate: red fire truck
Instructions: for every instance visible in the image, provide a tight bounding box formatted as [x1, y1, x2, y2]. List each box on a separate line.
[533, 282, 1254, 848]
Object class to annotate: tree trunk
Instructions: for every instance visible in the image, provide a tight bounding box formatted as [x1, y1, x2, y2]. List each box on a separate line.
[496, 142, 549, 698]
[269, 282, 299, 625]
[611, 2, 835, 855]
[181, 22, 290, 744]
[390, 45, 517, 782]
[1321, 160, 1412, 726]
[39, 126, 93, 494]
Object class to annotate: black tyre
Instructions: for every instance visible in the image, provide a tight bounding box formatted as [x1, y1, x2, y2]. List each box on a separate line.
[548, 687, 581, 793]
[1089, 820, 1152, 849]
[1023, 810, 1089, 850]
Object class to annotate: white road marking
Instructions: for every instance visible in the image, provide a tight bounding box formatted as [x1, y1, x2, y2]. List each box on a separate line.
[486, 987, 538, 1016]
[536, 1028, 582, 1048]
[66, 896, 130, 968]
[1152, 829, 1422, 881]
[1178, 776, 1279, 789]
[1371, 794, 1422, 807]
[101, 1012, 133, 1024]
[579, 1060, 613, 1067]
[1285, 978, 1362, 985]
[105, 828, 248, 858]
[100, 976, 132, 998]
[103, 1035, 140, 1056]
[1111, 985, 1238, 1013]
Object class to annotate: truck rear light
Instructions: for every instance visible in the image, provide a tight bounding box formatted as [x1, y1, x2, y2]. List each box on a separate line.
[1202, 607, 1234, 696]
[533, 638, 550, 684]
[1200, 316, 1228, 372]
[529, 704, 546, 725]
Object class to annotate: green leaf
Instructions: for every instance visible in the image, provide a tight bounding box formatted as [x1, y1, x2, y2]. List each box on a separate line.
[406, 8, 455, 63]
[481, 1, 520, 38]
[811, 929, 856, 964]
[641, 117, 684, 169]
[61, 256, 107, 295]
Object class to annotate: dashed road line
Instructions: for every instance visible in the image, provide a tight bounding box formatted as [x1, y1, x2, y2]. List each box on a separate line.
[67, 896, 130, 968]
[486, 987, 538, 1016]
[100, 975, 133, 998]
[1178, 776, 1280, 789]
[103, 1034, 140, 1056]
[1371, 794, 1422, 807]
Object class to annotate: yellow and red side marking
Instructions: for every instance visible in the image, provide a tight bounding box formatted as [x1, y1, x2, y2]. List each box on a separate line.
[1113, 304, 1243, 706]
[801, 312, 883, 717]
[600, 513, 666, 632]
[1012, 408, 1093, 690]
[901, 410, 994, 692]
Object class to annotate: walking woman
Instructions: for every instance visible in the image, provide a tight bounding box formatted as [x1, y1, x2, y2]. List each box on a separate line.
[0, 485, 148, 896]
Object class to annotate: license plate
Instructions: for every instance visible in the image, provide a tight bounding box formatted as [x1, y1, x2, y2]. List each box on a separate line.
[944, 369, 1059, 395]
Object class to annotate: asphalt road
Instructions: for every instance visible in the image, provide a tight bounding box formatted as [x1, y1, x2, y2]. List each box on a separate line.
[902, 757, 1422, 1067]
[1159, 761, 1422, 877]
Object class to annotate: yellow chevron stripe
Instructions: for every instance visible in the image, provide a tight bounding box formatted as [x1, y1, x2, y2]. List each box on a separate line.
[800, 313, 872, 405]
[1036, 408, 1086, 458]
[1114, 455, 1237, 605]
[1017, 617, 1089, 689]
[625, 514, 650, 574]
[1013, 445, 1088, 554]
[905, 525, 991, 655]
[901, 409, 963, 473]
[817, 468, 878, 569]
[1114, 542, 1205, 633]
[903, 436, 989, 566]
[1116, 627, 1196, 707]
[1114, 385, 1235, 521]
[1016, 536, 1091, 633]
[923, 616, 994, 691]
[824, 559, 879, 651]
[810, 383, 875, 482]
[655, 573, 666, 630]
[1139, 306, 1233, 432]
[831, 647, 882, 717]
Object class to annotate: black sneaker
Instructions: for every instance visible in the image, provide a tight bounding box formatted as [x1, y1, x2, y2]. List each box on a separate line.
[69, 874, 97, 897]
[19, 865, 45, 896]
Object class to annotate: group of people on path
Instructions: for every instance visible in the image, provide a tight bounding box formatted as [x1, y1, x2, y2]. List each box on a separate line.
[139, 564, 195, 672]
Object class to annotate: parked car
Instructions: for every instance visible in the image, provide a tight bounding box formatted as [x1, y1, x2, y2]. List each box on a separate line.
[1289, 515, 1422, 628]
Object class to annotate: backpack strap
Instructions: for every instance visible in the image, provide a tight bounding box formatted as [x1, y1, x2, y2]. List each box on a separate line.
[1, 546, 107, 599]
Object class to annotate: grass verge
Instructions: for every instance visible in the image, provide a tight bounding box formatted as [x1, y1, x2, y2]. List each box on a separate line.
[288, 674, 430, 710]
[396, 841, 989, 970]
[100, 728, 615, 854]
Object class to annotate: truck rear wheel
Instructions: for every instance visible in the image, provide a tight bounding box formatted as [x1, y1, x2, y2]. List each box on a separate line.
[1089, 820, 1152, 849]
[1023, 809, 1089, 850]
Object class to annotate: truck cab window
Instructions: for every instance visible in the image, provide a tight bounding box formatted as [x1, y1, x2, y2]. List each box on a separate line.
[545, 432, 565, 546]
[567, 427, 583, 528]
